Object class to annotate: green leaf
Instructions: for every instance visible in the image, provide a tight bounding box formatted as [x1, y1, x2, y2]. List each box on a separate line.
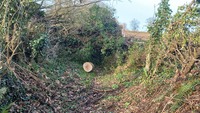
[0, 87, 7, 99]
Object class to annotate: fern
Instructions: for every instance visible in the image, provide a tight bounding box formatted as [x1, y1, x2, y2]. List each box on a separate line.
[171, 79, 200, 112]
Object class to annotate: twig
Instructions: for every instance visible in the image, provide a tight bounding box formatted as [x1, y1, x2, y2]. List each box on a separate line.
[41, 0, 109, 9]
[161, 94, 176, 113]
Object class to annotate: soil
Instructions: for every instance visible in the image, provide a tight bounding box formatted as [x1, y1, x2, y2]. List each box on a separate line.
[6, 67, 105, 113]
[2, 64, 200, 113]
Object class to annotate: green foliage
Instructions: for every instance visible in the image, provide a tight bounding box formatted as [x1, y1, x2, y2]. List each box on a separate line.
[84, 5, 120, 36]
[24, 1, 45, 19]
[40, 59, 69, 79]
[127, 43, 146, 69]
[148, 0, 172, 42]
[124, 102, 130, 108]
[0, 0, 44, 37]
[171, 79, 200, 112]
[146, 0, 200, 78]
[0, 0, 43, 23]
[0, 0, 22, 26]
[0, 87, 7, 100]
[112, 84, 119, 89]
[145, 0, 172, 76]
[72, 5, 123, 65]
[0, 103, 12, 113]
[29, 34, 48, 59]
[57, 35, 83, 60]
[0, 0, 45, 64]
[116, 73, 123, 82]
[63, 36, 83, 49]
[53, 4, 124, 66]
[159, 2, 200, 77]
[78, 42, 95, 62]
[107, 95, 121, 101]
[0, 73, 28, 111]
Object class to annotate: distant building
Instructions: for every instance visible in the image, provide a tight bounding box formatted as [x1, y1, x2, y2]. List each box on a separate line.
[120, 24, 150, 46]
[122, 30, 150, 41]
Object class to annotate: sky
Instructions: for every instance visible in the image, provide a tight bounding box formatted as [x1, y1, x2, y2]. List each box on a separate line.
[105, 0, 192, 31]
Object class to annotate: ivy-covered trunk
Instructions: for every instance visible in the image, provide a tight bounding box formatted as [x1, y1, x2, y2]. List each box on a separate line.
[145, 0, 172, 76]
[146, 0, 200, 79]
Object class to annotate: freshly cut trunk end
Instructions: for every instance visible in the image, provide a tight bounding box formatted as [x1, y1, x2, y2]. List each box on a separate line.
[83, 62, 94, 72]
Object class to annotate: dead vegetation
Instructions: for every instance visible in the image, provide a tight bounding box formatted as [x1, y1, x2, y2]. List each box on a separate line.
[0, 61, 105, 113]
[0, 0, 200, 113]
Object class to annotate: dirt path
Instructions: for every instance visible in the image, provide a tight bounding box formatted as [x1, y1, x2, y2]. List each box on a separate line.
[2, 66, 107, 113]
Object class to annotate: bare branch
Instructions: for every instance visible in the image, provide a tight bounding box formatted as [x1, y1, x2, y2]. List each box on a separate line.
[41, 0, 109, 9]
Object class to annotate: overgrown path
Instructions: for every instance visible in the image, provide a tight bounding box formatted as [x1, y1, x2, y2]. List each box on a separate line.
[2, 61, 200, 113]
[1, 62, 110, 113]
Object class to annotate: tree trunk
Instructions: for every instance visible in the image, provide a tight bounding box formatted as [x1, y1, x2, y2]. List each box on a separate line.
[145, 44, 152, 72]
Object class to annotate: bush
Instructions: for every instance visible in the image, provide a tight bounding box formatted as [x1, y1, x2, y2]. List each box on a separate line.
[0, 0, 45, 64]
[73, 5, 123, 65]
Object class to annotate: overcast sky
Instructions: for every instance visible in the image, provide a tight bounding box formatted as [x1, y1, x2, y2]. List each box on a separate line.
[105, 0, 192, 31]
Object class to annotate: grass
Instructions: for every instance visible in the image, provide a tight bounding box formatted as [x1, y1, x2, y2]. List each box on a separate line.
[2, 42, 199, 112]
[170, 79, 200, 112]
[95, 50, 200, 112]
[94, 64, 144, 90]
[0, 103, 12, 113]
[103, 75, 185, 112]
[24, 58, 96, 87]
[106, 95, 121, 101]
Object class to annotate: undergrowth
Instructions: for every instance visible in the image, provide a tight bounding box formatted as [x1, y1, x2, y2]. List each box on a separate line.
[170, 79, 200, 112]
[0, 0, 200, 112]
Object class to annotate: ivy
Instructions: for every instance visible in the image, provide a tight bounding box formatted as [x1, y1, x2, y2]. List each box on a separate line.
[29, 34, 48, 58]
[75, 4, 123, 64]
[148, 0, 172, 42]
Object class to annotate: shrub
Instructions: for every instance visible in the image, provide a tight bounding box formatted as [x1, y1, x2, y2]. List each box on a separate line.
[59, 4, 124, 65]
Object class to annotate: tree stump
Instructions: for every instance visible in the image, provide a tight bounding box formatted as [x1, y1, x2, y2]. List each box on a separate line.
[83, 62, 94, 72]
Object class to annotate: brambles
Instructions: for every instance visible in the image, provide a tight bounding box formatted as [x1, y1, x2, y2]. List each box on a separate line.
[1, 0, 199, 112]
[145, 0, 200, 79]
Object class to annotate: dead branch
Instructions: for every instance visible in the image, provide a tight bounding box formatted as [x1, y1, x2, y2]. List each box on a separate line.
[41, 0, 109, 9]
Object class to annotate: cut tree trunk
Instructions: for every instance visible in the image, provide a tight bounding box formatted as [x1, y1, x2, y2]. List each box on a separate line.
[83, 62, 94, 72]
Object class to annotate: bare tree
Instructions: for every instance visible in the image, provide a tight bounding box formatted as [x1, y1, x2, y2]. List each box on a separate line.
[130, 18, 140, 31]
[146, 17, 155, 27]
